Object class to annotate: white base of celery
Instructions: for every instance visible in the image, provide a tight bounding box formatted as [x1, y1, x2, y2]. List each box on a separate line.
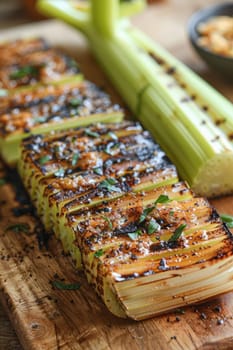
[113, 254, 233, 320]
[192, 153, 233, 197]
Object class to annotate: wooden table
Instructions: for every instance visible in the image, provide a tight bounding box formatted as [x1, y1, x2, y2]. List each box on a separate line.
[0, 1, 232, 349]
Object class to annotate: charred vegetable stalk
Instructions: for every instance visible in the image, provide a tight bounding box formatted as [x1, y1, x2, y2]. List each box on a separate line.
[19, 122, 233, 320]
[0, 38, 123, 166]
[38, 0, 233, 197]
[18, 122, 178, 267]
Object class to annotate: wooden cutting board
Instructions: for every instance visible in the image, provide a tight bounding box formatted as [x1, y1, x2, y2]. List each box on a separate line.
[1, 13, 233, 350]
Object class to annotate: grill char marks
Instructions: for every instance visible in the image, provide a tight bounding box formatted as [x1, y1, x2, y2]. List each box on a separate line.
[0, 37, 49, 67]
[0, 37, 124, 166]
[0, 81, 122, 137]
[19, 119, 233, 320]
[0, 48, 80, 90]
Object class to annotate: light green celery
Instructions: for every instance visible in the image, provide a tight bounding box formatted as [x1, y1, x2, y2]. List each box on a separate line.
[37, 0, 233, 197]
[129, 27, 233, 137]
[119, 0, 146, 17]
[37, 0, 89, 32]
[139, 88, 206, 183]
[85, 26, 146, 111]
[91, 0, 119, 37]
[7, 74, 83, 95]
[112, 30, 232, 155]
[37, 0, 145, 33]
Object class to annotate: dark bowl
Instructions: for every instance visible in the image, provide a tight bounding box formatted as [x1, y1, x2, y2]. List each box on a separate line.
[188, 2, 233, 78]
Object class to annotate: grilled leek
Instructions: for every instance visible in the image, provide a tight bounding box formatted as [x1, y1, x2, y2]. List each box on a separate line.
[19, 122, 233, 319]
[0, 37, 49, 67]
[0, 77, 123, 165]
[0, 46, 80, 90]
[19, 121, 178, 267]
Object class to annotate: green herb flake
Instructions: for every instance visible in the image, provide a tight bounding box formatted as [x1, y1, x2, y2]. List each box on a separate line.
[38, 155, 52, 165]
[10, 65, 39, 80]
[54, 168, 65, 178]
[0, 178, 6, 186]
[104, 142, 119, 155]
[54, 145, 61, 153]
[139, 206, 155, 224]
[101, 215, 113, 230]
[139, 195, 171, 224]
[148, 219, 160, 234]
[5, 223, 30, 234]
[168, 224, 186, 243]
[34, 116, 47, 124]
[69, 98, 82, 107]
[108, 131, 118, 141]
[220, 214, 233, 228]
[98, 178, 121, 193]
[93, 167, 103, 176]
[154, 194, 171, 205]
[128, 229, 142, 240]
[94, 249, 104, 258]
[71, 153, 80, 166]
[85, 129, 100, 138]
[169, 210, 175, 216]
[52, 280, 81, 290]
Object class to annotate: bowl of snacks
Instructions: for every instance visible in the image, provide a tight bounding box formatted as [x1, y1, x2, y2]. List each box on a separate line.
[188, 3, 233, 78]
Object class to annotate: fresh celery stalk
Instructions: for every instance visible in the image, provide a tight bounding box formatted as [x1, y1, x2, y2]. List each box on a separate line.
[37, 0, 233, 197]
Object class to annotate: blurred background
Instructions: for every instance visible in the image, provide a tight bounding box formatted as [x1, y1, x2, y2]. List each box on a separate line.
[0, 0, 162, 28]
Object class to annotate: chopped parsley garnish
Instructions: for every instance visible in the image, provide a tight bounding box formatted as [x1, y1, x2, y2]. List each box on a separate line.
[54, 168, 65, 178]
[220, 214, 233, 228]
[38, 155, 52, 165]
[101, 215, 113, 230]
[10, 65, 39, 79]
[54, 145, 61, 153]
[0, 178, 6, 186]
[139, 194, 171, 223]
[104, 142, 119, 155]
[85, 129, 100, 138]
[94, 249, 104, 258]
[5, 223, 30, 234]
[98, 178, 121, 192]
[71, 153, 80, 166]
[108, 131, 118, 141]
[69, 98, 82, 107]
[139, 206, 155, 224]
[34, 116, 47, 124]
[52, 280, 81, 290]
[168, 224, 186, 243]
[154, 194, 171, 205]
[93, 167, 103, 176]
[128, 229, 142, 240]
[148, 219, 160, 234]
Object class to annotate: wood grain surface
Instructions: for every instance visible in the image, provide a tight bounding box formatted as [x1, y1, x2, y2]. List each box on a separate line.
[1, 1, 233, 349]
